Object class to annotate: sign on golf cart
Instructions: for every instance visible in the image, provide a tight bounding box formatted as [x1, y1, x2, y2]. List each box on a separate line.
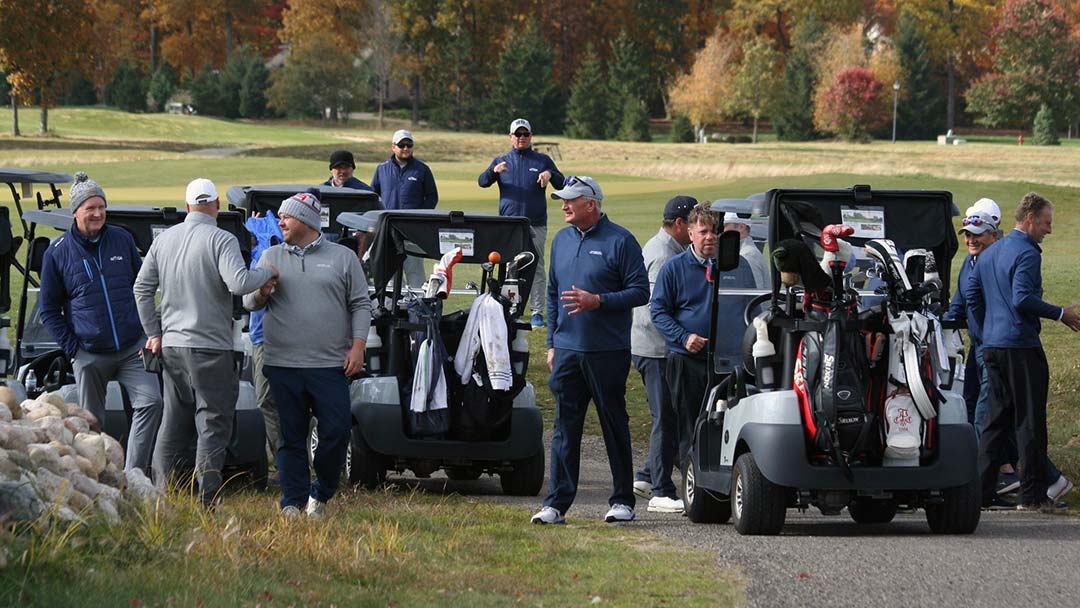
[683, 185, 980, 536]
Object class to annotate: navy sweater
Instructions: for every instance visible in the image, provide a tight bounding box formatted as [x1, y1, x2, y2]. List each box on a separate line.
[477, 147, 564, 226]
[371, 156, 438, 210]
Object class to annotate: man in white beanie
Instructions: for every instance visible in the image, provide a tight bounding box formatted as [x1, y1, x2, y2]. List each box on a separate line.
[245, 192, 371, 519]
[134, 177, 279, 508]
[723, 211, 770, 289]
[39, 171, 162, 474]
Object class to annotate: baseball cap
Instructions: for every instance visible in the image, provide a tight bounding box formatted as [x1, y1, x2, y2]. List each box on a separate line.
[970, 197, 1001, 225]
[550, 175, 603, 201]
[723, 211, 749, 225]
[393, 129, 413, 145]
[185, 178, 218, 205]
[663, 195, 697, 221]
[959, 210, 996, 236]
[329, 150, 355, 170]
[509, 118, 532, 134]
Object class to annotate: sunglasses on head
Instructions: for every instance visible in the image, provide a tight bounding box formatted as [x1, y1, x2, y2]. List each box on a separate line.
[962, 215, 992, 227]
[395, 142, 413, 148]
[513, 131, 532, 138]
[564, 175, 596, 197]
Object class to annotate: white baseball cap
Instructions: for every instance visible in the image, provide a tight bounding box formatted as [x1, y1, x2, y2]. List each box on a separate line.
[392, 129, 413, 145]
[185, 178, 218, 205]
[971, 198, 1001, 224]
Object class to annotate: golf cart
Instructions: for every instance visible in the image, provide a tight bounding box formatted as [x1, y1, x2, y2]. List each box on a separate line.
[683, 184, 980, 535]
[10, 181, 269, 489]
[225, 183, 382, 241]
[334, 209, 545, 496]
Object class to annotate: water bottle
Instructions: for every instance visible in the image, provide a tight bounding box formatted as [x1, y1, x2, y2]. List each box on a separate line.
[751, 317, 777, 390]
[511, 328, 529, 375]
[366, 325, 383, 374]
[25, 369, 38, 394]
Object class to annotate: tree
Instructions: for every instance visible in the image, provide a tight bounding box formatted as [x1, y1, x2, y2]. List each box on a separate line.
[814, 67, 887, 142]
[365, 0, 399, 129]
[964, 0, 1080, 131]
[105, 61, 147, 112]
[84, 0, 148, 103]
[617, 98, 652, 142]
[485, 22, 562, 134]
[727, 37, 782, 143]
[773, 13, 825, 141]
[267, 37, 369, 121]
[1032, 103, 1060, 145]
[566, 46, 612, 140]
[153, 0, 280, 78]
[668, 28, 740, 136]
[607, 30, 651, 139]
[148, 62, 178, 111]
[671, 114, 695, 142]
[237, 53, 269, 119]
[893, 9, 946, 140]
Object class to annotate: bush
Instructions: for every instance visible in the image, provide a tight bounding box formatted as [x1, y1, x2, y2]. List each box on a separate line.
[813, 67, 886, 142]
[1032, 103, 1060, 145]
[148, 63, 177, 112]
[105, 61, 147, 112]
[617, 97, 651, 142]
[671, 114, 694, 142]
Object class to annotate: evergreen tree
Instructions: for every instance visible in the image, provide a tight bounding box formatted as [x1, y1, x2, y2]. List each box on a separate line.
[894, 11, 946, 140]
[188, 65, 225, 116]
[773, 14, 823, 141]
[148, 63, 178, 112]
[485, 22, 562, 133]
[618, 98, 651, 142]
[0, 72, 9, 106]
[105, 61, 146, 112]
[566, 46, 611, 140]
[1032, 103, 1060, 145]
[671, 114, 694, 142]
[239, 56, 269, 119]
[608, 30, 651, 139]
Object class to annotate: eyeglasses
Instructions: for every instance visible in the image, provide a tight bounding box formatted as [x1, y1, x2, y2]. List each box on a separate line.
[564, 175, 596, 197]
[962, 215, 992, 227]
[512, 131, 532, 138]
[395, 142, 414, 148]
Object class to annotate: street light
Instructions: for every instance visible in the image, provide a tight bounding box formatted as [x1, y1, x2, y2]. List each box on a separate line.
[892, 81, 900, 143]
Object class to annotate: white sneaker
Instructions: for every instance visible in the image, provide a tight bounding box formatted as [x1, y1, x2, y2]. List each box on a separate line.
[647, 496, 685, 513]
[531, 506, 565, 525]
[633, 480, 652, 499]
[305, 496, 327, 519]
[604, 504, 636, 523]
[1048, 475, 1074, 502]
[280, 505, 302, 518]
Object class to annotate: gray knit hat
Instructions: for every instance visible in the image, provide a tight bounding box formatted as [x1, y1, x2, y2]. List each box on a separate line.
[69, 171, 106, 211]
[278, 192, 323, 232]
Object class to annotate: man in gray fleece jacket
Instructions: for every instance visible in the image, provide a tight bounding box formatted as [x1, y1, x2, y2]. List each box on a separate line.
[244, 192, 371, 519]
[134, 178, 278, 507]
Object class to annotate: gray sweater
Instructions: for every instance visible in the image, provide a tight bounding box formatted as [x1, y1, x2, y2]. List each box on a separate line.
[244, 238, 371, 368]
[631, 227, 686, 358]
[134, 212, 273, 350]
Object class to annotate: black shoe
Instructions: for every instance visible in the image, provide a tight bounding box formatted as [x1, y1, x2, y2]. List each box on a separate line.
[982, 496, 1016, 511]
[995, 471, 1020, 496]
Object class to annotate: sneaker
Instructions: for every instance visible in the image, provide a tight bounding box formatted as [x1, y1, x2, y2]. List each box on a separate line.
[530, 313, 545, 328]
[1048, 475, 1074, 502]
[305, 496, 327, 519]
[981, 496, 1016, 511]
[647, 496, 685, 514]
[530, 506, 565, 525]
[604, 504, 636, 523]
[280, 505, 302, 518]
[996, 471, 1020, 496]
[633, 480, 652, 499]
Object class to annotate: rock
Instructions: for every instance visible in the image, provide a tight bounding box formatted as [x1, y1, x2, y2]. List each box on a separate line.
[38, 416, 73, 446]
[27, 443, 62, 474]
[99, 463, 124, 487]
[0, 387, 18, 419]
[63, 469, 107, 499]
[123, 468, 159, 502]
[0, 449, 22, 480]
[0, 403, 10, 423]
[101, 433, 124, 470]
[57, 454, 81, 476]
[38, 392, 67, 410]
[35, 467, 93, 512]
[0, 423, 38, 451]
[64, 402, 81, 417]
[72, 433, 107, 477]
[63, 415, 90, 435]
[69, 407, 100, 432]
[25, 403, 64, 421]
[0, 478, 45, 520]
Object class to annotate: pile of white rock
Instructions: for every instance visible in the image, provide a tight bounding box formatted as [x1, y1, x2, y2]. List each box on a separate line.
[0, 386, 159, 524]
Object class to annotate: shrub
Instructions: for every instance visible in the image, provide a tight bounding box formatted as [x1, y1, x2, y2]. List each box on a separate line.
[671, 114, 694, 142]
[1032, 103, 1060, 145]
[813, 67, 887, 142]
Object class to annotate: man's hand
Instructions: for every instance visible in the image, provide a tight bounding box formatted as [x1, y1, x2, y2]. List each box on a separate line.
[537, 170, 552, 188]
[145, 336, 162, 355]
[1062, 304, 1080, 331]
[560, 285, 601, 316]
[344, 339, 366, 376]
[684, 333, 708, 354]
[547, 348, 555, 372]
[494, 161, 508, 174]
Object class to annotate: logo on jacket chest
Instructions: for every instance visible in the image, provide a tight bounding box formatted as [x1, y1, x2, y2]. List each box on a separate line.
[109, 256, 124, 262]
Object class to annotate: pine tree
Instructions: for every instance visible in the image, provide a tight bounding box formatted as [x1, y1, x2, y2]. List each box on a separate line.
[618, 98, 651, 142]
[773, 15, 823, 141]
[1032, 103, 1060, 145]
[608, 31, 651, 140]
[566, 46, 611, 140]
[895, 11, 946, 140]
[485, 22, 563, 134]
[671, 114, 694, 142]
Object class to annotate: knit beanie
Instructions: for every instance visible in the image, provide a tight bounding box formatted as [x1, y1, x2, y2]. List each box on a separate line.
[278, 192, 323, 232]
[69, 171, 106, 211]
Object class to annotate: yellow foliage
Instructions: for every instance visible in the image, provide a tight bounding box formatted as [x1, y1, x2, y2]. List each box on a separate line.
[667, 28, 740, 127]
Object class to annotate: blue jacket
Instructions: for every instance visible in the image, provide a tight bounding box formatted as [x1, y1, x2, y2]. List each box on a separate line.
[478, 148, 564, 226]
[651, 249, 755, 359]
[371, 156, 438, 210]
[322, 176, 371, 190]
[546, 215, 648, 351]
[965, 229, 1061, 349]
[945, 252, 986, 347]
[39, 223, 144, 356]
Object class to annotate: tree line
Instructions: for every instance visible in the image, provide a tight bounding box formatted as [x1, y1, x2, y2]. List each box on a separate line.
[1, 0, 1077, 143]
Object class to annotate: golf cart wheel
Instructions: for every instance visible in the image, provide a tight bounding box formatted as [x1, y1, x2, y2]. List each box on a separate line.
[926, 479, 981, 534]
[684, 453, 731, 524]
[847, 498, 898, 524]
[500, 451, 545, 496]
[731, 452, 787, 535]
[349, 425, 387, 489]
[308, 419, 354, 481]
[445, 468, 482, 481]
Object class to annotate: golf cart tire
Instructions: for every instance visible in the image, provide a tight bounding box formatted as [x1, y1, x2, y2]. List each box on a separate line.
[684, 453, 731, 524]
[847, 498, 897, 524]
[731, 452, 787, 535]
[500, 450, 545, 496]
[350, 425, 387, 490]
[925, 479, 981, 535]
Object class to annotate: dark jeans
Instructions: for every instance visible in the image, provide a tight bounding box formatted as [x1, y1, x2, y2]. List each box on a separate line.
[979, 347, 1050, 505]
[264, 365, 351, 509]
[544, 349, 635, 514]
[632, 355, 677, 499]
[666, 353, 709, 474]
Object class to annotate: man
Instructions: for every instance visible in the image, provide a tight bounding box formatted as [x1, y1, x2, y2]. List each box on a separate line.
[723, 211, 770, 289]
[38, 172, 162, 474]
[966, 193, 1080, 511]
[531, 176, 648, 525]
[478, 118, 565, 328]
[323, 150, 371, 190]
[134, 178, 278, 507]
[372, 129, 439, 289]
[652, 203, 755, 476]
[244, 192, 371, 519]
[630, 195, 694, 513]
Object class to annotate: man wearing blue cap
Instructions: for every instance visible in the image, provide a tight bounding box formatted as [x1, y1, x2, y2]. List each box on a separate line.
[372, 129, 439, 288]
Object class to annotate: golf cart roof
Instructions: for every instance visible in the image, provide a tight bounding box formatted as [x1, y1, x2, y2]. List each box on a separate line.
[0, 169, 72, 185]
[226, 184, 383, 237]
[23, 206, 250, 256]
[338, 209, 539, 295]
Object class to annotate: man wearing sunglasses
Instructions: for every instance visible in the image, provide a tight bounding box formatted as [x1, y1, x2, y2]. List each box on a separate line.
[966, 193, 1080, 511]
[478, 118, 565, 328]
[372, 130, 439, 288]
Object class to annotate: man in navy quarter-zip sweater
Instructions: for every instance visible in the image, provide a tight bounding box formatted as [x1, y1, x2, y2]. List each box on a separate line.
[39, 171, 162, 475]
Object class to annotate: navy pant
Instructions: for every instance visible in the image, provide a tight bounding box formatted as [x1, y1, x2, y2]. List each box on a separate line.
[632, 355, 677, 499]
[666, 353, 709, 475]
[545, 349, 635, 514]
[264, 366, 351, 509]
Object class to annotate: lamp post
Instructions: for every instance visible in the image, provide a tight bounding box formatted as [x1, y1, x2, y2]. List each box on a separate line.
[891, 81, 900, 143]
